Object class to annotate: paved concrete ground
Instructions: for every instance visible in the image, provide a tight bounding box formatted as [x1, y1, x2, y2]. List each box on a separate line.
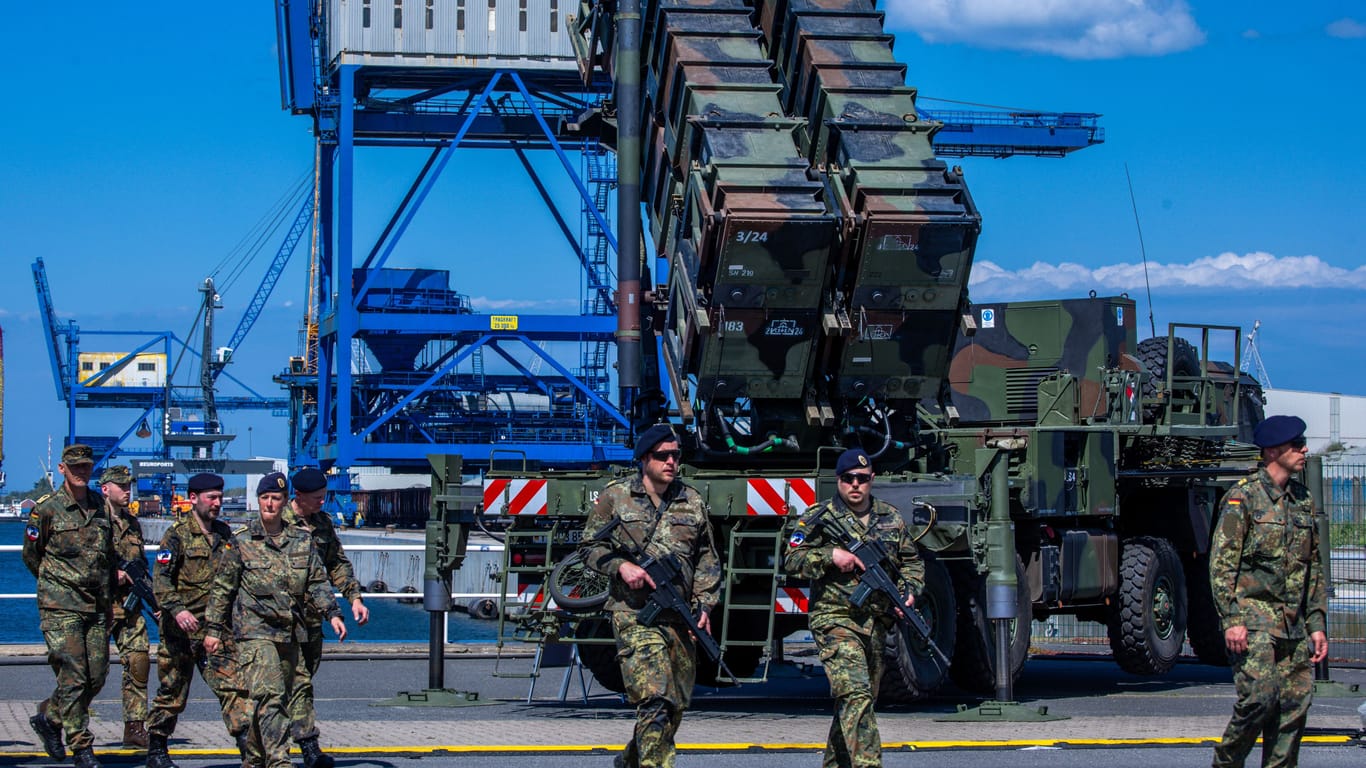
[0, 644, 1362, 760]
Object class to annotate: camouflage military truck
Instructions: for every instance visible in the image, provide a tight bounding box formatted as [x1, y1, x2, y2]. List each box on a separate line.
[430, 0, 1277, 702]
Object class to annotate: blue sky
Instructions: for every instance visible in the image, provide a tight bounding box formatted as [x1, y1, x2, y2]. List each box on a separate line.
[1, 1, 1363, 487]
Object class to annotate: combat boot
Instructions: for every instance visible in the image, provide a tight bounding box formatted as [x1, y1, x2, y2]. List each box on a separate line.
[145, 734, 179, 768]
[123, 721, 149, 749]
[29, 710, 66, 761]
[298, 737, 334, 768]
[72, 748, 102, 768]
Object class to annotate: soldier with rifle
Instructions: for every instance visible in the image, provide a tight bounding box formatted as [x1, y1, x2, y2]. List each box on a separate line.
[101, 465, 154, 749]
[581, 424, 722, 768]
[784, 448, 926, 768]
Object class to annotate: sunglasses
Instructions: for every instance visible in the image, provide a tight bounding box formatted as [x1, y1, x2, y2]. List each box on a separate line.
[839, 472, 872, 486]
[1289, 437, 1308, 450]
[650, 450, 682, 463]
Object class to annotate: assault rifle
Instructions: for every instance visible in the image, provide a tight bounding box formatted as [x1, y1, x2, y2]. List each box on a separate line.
[587, 514, 737, 683]
[119, 556, 159, 619]
[796, 506, 951, 669]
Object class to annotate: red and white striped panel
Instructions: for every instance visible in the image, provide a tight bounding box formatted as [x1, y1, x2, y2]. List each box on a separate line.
[515, 581, 545, 606]
[483, 478, 548, 515]
[775, 587, 810, 614]
[745, 478, 816, 515]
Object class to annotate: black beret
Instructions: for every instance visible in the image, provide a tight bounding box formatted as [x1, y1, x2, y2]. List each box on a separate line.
[292, 467, 328, 493]
[835, 448, 872, 476]
[187, 473, 224, 493]
[633, 424, 680, 461]
[256, 472, 289, 496]
[1252, 415, 1307, 449]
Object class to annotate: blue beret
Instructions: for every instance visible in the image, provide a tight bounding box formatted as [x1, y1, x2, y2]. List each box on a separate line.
[256, 472, 289, 496]
[835, 448, 872, 476]
[1252, 415, 1306, 449]
[187, 473, 224, 493]
[633, 424, 680, 461]
[292, 468, 328, 493]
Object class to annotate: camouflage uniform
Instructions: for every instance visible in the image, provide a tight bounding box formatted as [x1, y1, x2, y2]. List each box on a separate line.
[1209, 467, 1327, 768]
[582, 476, 721, 768]
[205, 518, 341, 768]
[783, 497, 925, 768]
[281, 502, 362, 743]
[147, 516, 250, 741]
[107, 497, 151, 727]
[22, 484, 117, 754]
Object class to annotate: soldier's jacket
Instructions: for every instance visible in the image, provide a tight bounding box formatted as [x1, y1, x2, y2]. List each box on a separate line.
[153, 514, 236, 638]
[1210, 467, 1327, 639]
[783, 496, 925, 634]
[22, 486, 117, 613]
[581, 476, 721, 616]
[107, 501, 147, 621]
[283, 502, 362, 604]
[204, 518, 341, 643]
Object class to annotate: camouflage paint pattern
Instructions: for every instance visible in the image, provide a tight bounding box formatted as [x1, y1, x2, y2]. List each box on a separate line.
[235, 639, 300, 768]
[109, 498, 151, 722]
[1212, 633, 1313, 768]
[148, 515, 249, 739]
[1209, 467, 1324, 767]
[581, 475, 719, 767]
[39, 611, 109, 752]
[783, 494, 921, 767]
[283, 502, 363, 741]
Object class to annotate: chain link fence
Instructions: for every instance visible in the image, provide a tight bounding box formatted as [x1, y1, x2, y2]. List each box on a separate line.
[1031, 463, 1366, 666]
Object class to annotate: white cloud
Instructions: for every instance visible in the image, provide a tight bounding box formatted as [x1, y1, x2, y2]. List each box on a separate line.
[1326, 17, 1366, 39]
[469, 296, 580, 311]
[888, 0, 1206, 59]
[969, 251, 1366, 298]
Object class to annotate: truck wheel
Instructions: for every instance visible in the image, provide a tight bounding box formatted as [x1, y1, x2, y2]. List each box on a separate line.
[547, 549, 610, 612]
[574, 617, 626, 693]
[1183, 552, 1230, 666]
[878, 553, 956, 704]
[1107, 536, 1188, 675]
[1138, 337, 1199, 420]
[948, 556, 1032, 694]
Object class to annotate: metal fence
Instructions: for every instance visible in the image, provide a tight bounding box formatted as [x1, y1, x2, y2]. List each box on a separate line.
[1035, 463, 1366, 666]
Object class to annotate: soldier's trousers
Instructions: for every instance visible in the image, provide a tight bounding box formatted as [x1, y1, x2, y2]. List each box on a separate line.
[39, 609, 109, 752]
[238, 639, 300, 768]
[1213, 632, 1313, 768]
[110, 612, 150, 722]
[612, 611, 696, 768]
[286, 632, 324, 741]
[147, 626, 249, 739]
[813, 622, 887, 768]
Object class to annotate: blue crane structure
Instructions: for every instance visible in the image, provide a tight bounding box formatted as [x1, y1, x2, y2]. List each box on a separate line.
[272, 0, 1103, 474]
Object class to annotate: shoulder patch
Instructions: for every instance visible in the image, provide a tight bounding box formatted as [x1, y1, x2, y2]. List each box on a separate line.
[25, 524, 41, 541]
[155, 549, 173, 564]
[788, 529, 806, 548]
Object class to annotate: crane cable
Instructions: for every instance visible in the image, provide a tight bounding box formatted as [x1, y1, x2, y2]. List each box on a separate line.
[207, 167, 314, 295]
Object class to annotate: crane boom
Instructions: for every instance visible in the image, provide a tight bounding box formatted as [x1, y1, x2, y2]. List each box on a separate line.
[32, 258, 74, 400]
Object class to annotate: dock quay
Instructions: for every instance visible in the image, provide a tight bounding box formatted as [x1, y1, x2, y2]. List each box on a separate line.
[0, 645, 1362, 761]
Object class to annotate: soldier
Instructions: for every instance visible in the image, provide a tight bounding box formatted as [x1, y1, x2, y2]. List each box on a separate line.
[22, 444, 117, 768]
[1210, 415, 1329, 768]
[581, 424, 721, 768]
[101, 465, 152, 749]
[204, 473, 346, 768]
[145, 473, 251, 768]
[281, 468, 369, 768]
[783, 448, 924, 768]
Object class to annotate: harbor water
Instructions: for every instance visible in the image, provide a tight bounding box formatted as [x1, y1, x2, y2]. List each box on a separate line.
[0, 520, 498, 646]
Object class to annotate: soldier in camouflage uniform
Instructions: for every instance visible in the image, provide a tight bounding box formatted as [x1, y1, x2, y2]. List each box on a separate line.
[1210, 415, 1328, 768]
[280, 468, 368, 768]
[22, 444, 117, 768]
[101, 465, 152, 749]
[205, 473, 346, 768]
[783, 448, 924, 768]
[145, 473, 251, 768]
[581, 424, 721, 768]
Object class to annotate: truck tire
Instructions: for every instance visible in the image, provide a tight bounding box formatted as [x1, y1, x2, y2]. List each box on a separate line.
[1138, 337, 1199, 421]
[574, 617, 626, 693]
[878, 553, 956, 704]
[1107, 536, 1188, 675]
[547, 549, 610, 613]
[1183, 552, 1230, 666]
[948, 556, 1032, 694]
